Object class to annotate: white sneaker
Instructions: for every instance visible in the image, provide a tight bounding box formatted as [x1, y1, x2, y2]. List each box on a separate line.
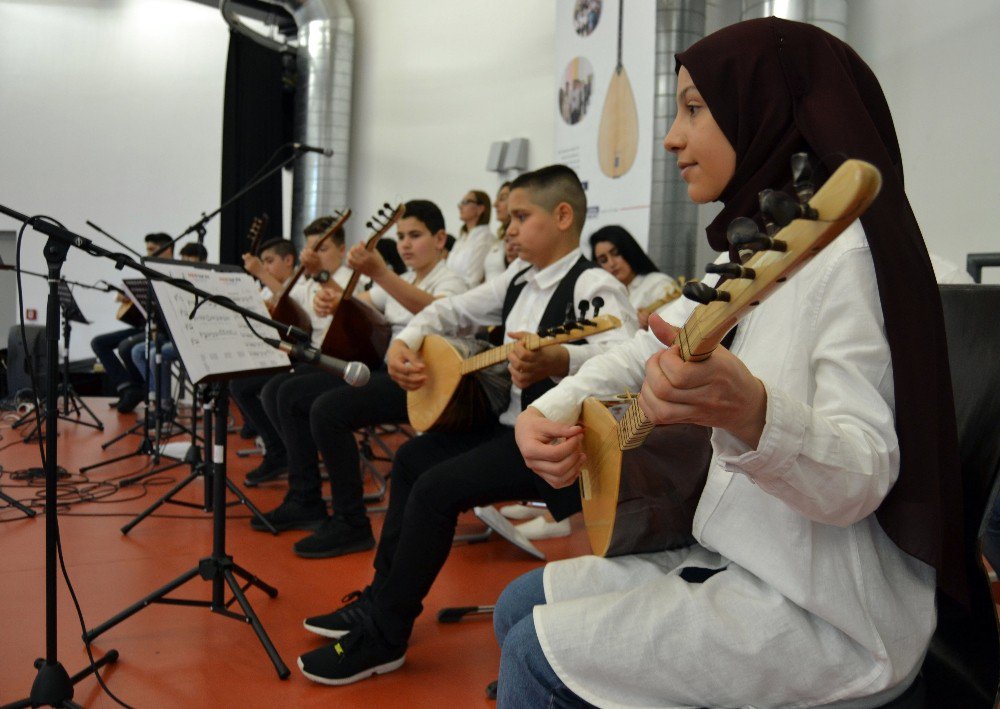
[499, 503, 548, 520]
[516, 517, 571, 540]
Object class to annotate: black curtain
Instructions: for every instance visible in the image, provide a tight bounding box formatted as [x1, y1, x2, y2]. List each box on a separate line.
[219, 31, 292, 266]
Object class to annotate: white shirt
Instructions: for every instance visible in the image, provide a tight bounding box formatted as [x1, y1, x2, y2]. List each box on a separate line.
[482, 235, 509, 283]
[530, 222, 934, 708]
[446, 223, 494, 288]
[625, 270, 679, 311]
[395, 249, 637, 426]
[290, 265, 352, 348]
[366, 260, 467, 341]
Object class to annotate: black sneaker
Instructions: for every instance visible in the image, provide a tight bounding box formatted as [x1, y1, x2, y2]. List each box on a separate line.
[297, 617, 405, 686]
[116, 386, 145, 414]
[293, 515, 375, 559]
[303, 587, 373, 638]
[250, 499, 327, 532]
[244, 458, 287, 487]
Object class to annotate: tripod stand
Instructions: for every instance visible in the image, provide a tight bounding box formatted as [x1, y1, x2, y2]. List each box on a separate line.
[84, 382, 289, 678]
[119, 382, 278, 534]
[0, 213, 118, 709]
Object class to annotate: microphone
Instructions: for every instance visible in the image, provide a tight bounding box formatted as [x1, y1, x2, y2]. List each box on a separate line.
[264, 337, 370, 386]
[292, 143, 334, 157]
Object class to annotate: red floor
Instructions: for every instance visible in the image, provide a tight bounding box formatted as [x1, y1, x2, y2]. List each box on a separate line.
[0, 398, 591, 707]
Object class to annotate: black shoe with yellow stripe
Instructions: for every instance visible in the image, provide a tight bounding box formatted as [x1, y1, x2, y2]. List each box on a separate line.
[297, 616, 406, 686]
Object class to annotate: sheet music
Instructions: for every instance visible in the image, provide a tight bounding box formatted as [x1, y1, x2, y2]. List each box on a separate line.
[149, 262, 290, 384]
[57, 281, 89, 324]
[122, 278, 150, 319]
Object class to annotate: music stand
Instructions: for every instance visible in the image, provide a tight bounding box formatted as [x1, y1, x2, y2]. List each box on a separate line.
[84, 260, 293, 678]
[80, 276, 192, 475]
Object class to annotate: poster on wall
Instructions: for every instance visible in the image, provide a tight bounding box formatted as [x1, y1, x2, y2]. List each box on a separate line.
[555, 0, 656, 252]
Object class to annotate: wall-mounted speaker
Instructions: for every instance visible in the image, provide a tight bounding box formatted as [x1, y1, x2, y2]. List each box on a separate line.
[486, 141, 508, 172]
[501, 138, 529, 171]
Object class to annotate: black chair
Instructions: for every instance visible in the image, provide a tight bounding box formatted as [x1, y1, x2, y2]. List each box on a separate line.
[884, 284, 1000, 707]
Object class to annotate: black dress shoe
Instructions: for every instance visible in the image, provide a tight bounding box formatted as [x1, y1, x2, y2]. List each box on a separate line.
[116, 386, 145, 414]
[244, 458, 288, 487]
[250, 499, 327, 532]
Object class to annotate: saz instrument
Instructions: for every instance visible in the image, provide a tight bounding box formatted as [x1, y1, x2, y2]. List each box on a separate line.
[597, 0, 639, 179]
[114, 284, 145, 328]
[638, 278, 685, 316]
[579, 157, 883, 557]
[319, 203, 404, 368]
[269, 209, 352, 337]
[408, 314, 622, 434]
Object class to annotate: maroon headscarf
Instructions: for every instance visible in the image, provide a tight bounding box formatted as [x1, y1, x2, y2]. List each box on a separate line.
[677, 18, 965, 603]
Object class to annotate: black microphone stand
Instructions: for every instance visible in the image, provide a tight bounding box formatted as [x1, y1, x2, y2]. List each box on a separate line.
[84, 220, 142, 258]
[0, 203, 315, 689]
[150, 144, 313, 258]
[0, 214, 119, 709]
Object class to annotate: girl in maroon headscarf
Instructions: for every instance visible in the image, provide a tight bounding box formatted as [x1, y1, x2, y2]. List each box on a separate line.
[498, 17, 962, 707]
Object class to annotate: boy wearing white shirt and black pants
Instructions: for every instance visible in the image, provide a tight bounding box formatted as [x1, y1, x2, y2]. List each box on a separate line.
[296, 164, 637, 686]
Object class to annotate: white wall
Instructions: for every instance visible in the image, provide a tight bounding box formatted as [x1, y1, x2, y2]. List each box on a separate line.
[3, 0, 997, 361]
[0, 0, 228, 358]
[847, 0, 1000, 282]
[345, 0, 555, 244]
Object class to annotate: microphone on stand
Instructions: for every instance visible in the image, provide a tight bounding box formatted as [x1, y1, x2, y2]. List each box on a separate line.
[292, 143, 334, 157]
[264, 337, 369, 386]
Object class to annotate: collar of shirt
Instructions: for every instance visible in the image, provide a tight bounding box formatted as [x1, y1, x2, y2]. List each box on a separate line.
[515, 249, 584, 293]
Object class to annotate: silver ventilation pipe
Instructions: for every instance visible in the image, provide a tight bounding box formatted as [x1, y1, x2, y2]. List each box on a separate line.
[279, 0, 354, 247]
[741, 0, 847, 40]
[648, 0, 706, 279]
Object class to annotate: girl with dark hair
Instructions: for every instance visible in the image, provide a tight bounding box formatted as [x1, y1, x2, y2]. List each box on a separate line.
[449, 188, 494, 286]
[589, 225, 679, 328]
[501, 17, 961, 707]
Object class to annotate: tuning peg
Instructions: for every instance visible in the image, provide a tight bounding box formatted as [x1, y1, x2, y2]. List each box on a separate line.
[706, 262, 756, 280]
[757, 189, 779, 236]
[759, 189, 818, 227]
[365, 220, 374, 230]
[791, 152, 816, 203]
[578, 299, 590, 320]
[727, 216, 787, 253]
[591, 296, 604, 316]
[383, 202, 392, 211]
[683, 281, 731, 305]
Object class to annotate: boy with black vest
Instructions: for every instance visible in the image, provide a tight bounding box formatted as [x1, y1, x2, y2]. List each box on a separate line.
[297, 164, 636, 686]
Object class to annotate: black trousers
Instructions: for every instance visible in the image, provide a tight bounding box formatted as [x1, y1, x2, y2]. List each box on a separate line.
[230, 372, 286, 461]
[369, 425, 578, 647]
[307, 371, 407, 519]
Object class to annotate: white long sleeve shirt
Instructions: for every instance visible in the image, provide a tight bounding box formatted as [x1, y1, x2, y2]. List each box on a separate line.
[530, 222, 934, 708]
[395, 249, 637, 426]
[446, 224, 495, 288]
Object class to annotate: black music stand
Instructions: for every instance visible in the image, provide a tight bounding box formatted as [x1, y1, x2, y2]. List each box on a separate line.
[80, 276, 192, 476]
[11, 280, 104, 441]
[84, 259, 293, 678]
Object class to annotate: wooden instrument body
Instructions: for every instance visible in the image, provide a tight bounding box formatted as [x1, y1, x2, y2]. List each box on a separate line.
[320, 297, 391, 370]
[580, 398, 712, 557]
[597, 65, 639, 178]
[405, 335, 497, 433]
[116, 301, 144, 328]
[267, 295, 313, 337]
[407, 315, 623, 434]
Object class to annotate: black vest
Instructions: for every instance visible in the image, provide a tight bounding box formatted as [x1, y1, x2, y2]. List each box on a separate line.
[501, 256, 595, 521]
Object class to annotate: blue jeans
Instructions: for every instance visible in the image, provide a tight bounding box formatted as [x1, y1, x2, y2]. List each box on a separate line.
[131, 339, 179, 405]
[494, 568, 593, 708]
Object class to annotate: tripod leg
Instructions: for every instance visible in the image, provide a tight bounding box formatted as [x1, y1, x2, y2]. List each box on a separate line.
[120, 470, 201, 535]
[222, 567, 289, 679]
[222, 476, 277, 533]
[229, 562, 279, 598]
[83, 566, 201, 642]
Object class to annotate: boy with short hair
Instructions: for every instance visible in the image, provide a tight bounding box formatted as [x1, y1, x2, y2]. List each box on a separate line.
[296, 164, 637, 686]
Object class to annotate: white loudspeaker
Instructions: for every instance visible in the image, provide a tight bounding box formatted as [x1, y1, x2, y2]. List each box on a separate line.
[486, 141, 508, 172]
[501, 138, 529, 171]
